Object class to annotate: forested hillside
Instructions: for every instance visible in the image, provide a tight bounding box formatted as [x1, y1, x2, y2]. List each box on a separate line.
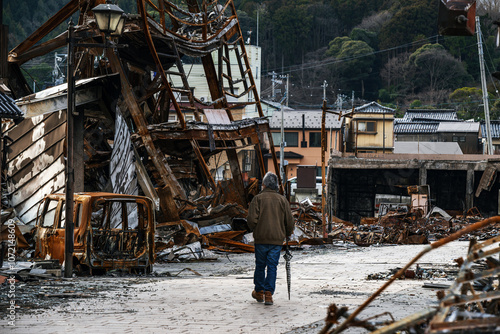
[4, 0, 500, 116]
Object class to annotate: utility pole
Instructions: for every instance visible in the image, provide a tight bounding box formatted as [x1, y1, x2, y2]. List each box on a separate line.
[269, 71, 277, 100]
[286, 74, 289, 107]
[279, 74, 289, 107]
[278, 74, 289, 187]
[322, 80, 328, 101]
[476, 16, 493, 155]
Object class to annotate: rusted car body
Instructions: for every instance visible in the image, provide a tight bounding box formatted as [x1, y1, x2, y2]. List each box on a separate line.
[34, 193, 155, 273]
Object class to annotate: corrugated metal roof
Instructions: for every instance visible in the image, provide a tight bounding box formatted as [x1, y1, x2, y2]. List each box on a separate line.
[394, 121, 439, 134]
[481, 121, 500, 139]
[394, 141, 463, 154]
[403, 109, 458, 121]
[437, 122, 480, 132]
[354, 101, 395, 114]
[269, 110, 342, 129]
[0, 92, 24, 120]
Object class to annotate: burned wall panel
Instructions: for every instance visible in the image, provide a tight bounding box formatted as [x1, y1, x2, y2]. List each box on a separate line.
[5, 110, 66, 225]
[110, 109, 138, 196]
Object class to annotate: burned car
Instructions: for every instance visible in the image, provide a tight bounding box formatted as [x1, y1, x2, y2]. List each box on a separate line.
[34, 193, 155, 274]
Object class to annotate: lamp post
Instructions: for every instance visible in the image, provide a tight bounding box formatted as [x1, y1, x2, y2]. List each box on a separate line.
[64, 1, 125, 278]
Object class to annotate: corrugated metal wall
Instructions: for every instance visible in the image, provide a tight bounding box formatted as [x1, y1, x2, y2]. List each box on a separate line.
[5, 111, 66, 225]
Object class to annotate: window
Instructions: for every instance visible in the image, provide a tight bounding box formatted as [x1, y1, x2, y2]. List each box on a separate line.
[41, 199, 58, 228]
[272, 132, 299, 147]
[316, 167, 328, 177]
[57, 202, 66, 228]
[460, 136, 466, 142]
[452, 136, 458, 142]
[309, 132, 321, 147]
[358, 121, 376, 133]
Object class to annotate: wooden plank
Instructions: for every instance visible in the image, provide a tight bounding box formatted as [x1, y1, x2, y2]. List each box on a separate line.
[204, 109, 231, 125]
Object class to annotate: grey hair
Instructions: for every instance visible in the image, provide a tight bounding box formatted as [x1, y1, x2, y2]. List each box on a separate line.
[262, 172, 279, 191]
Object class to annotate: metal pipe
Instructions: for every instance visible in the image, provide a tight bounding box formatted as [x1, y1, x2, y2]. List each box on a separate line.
[64, 20, 75, 278]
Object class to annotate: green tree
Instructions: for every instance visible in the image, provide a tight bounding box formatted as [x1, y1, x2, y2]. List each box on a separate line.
[378, 0, 438, 50]
[449, 87, 486, 120]
[407, 44, 471, 93]
[325, 37, 375, 98]
[350, 28, 377, 49]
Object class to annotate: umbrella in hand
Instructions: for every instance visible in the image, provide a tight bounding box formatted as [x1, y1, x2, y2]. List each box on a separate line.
[283, 243, 293, 300]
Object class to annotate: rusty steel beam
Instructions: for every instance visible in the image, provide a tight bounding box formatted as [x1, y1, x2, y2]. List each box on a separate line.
[147, 122, 271, 142]
[108, 51, 186, 201]
[190, 139, 217, 190]
[227, 0, 264, 118]
[9, 0, 88, 58]
[370, 308, 438, 334]
[250, 134, 266, 179]
[227, 149, 247, 208]
[430, 318, 500, 332]
[138, 0, 186, 128]
[202, 55, 228, 111]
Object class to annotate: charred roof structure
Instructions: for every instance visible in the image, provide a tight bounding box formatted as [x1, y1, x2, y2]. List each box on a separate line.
[3, 0, 279, 227]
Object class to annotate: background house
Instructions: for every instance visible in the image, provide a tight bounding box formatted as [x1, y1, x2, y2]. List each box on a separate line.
[345, 101, 395, 154]
[395, 109, 481, 154]
[265, 110, 343, 180]
[481, 121, 500, 154]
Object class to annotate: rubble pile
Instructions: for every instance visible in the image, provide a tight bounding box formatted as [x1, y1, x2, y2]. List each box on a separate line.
[327, 207, 500, 246]
[319, 216, 500, 333]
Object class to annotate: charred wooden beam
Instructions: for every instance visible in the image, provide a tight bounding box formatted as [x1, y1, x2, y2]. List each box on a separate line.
[9, 0, 83, 58]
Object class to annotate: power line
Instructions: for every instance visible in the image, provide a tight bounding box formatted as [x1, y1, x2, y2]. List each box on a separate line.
[261, 34, 444, 77]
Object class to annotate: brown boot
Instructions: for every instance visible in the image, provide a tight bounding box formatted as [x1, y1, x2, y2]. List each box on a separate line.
[252, 290, 264, 303]
[264, 291, 273, 305]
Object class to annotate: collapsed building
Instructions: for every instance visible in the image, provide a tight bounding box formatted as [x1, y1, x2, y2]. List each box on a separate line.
[1, 0, 282, 261]
[326, 153, 500, 224]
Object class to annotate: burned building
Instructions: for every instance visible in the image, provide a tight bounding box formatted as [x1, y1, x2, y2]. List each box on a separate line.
[2, 0, 281, 232]
[327, 153, 500, 224]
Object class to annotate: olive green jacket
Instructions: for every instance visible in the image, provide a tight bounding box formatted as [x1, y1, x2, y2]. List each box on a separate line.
[247, 187, 294, 245]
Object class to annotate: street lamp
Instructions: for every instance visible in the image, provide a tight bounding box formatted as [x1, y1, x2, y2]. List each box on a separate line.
[92, 2, 125, 35]
[64, 1, 126, 278]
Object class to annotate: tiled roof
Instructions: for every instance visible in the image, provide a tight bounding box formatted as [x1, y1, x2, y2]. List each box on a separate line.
[394, 121, 439, 134]
[269, 110, 342, 129]
[354, 101, 395, 114]
[481, 121, 500, 139]
[403, 109, 458, 122]
[0, 92, 23, 120]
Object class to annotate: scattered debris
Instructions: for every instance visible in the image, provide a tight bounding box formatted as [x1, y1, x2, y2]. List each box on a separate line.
[318, 216, 500, 333]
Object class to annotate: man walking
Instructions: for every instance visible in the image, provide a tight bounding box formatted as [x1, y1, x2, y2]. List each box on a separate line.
[247, 172, 294, 305]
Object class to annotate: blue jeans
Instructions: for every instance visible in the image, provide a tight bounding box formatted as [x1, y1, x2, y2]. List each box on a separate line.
[254, 244, 282, 294]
